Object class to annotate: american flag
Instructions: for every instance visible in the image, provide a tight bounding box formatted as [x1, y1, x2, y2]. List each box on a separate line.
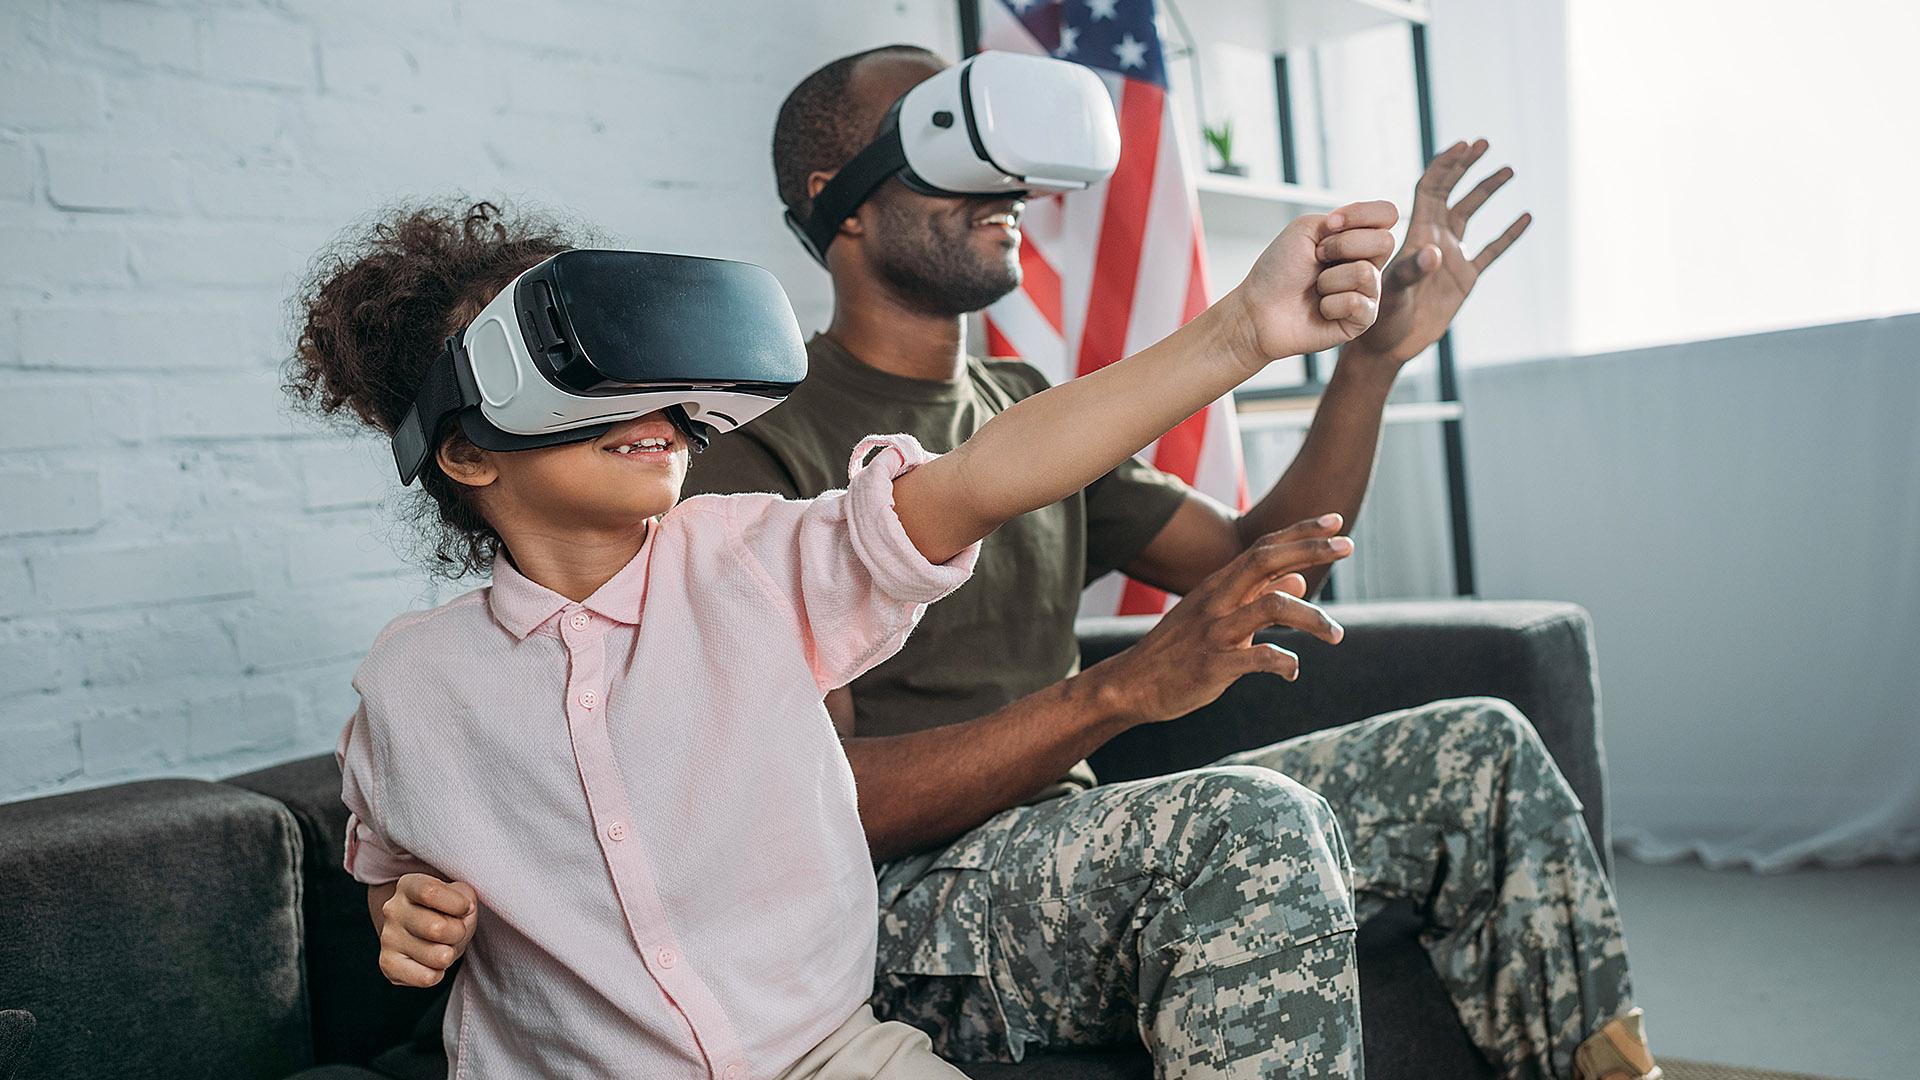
[975, 0, 1248, 617]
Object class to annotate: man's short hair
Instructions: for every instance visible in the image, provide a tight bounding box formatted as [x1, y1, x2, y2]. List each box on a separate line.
[772, 44, 942, 223]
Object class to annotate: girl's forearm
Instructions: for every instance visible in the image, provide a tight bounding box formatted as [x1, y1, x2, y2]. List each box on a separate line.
[896, 295, 1262, 562]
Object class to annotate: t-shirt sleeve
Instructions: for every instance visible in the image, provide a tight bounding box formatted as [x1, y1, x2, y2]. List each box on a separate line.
[336, 703, 433, 886]
[1083, 451, 1194, 584]
[727, 432, 981, 694]
[681, 428, 803, 500]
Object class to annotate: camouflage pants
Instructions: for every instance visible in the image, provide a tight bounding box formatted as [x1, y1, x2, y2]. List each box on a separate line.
[871, 698, 1634, 1080]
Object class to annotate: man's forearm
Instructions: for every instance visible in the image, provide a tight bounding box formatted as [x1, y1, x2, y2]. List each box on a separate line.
[846, 668, 1137, 863]
[1236, 348, 1398, 594]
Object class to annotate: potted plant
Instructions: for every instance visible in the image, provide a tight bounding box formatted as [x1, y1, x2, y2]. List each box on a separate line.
[1203, 120, 1246, 177]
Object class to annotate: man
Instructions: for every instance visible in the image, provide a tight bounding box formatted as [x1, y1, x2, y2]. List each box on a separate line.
[687, 45, 1659, 1080]
[699, 44, 1663, 1080]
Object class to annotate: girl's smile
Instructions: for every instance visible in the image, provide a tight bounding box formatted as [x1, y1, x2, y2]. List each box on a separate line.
[596, 417, 685, 466]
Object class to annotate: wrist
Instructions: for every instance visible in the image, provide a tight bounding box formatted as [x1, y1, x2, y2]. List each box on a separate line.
[1208, 285, 1273, 379]
[1339, 336, 1411, 372]
[1332, 341, 1404, 390]
[1072, 657, 1153, 735]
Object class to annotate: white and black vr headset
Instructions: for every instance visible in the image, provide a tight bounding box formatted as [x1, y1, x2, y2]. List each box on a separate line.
[393, 249, 807, 485]
[786, 51, 1121, 263]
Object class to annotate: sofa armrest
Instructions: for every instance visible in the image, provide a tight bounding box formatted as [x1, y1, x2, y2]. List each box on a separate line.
[0, 780, 314, 1080]
[1078, 599, 1609, 859]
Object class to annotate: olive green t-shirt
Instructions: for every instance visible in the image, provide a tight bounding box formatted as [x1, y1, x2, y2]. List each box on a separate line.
[682, 333, 1190, 792]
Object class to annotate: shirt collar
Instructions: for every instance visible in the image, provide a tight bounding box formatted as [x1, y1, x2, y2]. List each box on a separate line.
[487, 523, 656, 639]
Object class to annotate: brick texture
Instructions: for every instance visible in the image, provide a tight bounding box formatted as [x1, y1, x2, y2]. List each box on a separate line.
[0, 0, 956, 802]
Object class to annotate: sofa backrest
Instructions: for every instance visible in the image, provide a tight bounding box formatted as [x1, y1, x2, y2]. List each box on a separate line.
[0, 779, 314, 1080]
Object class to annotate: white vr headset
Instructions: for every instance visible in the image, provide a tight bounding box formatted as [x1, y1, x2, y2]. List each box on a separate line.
[393, 249, 807, 485]
[786, 51, 1121, 263]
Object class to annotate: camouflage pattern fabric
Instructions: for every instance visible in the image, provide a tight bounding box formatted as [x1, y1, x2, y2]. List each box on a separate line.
[871, 697, 1635, 1080]
[874, 766, 1362, 1078]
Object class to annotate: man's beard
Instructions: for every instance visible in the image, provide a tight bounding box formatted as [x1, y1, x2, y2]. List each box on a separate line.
[867, 192, 1021, 317]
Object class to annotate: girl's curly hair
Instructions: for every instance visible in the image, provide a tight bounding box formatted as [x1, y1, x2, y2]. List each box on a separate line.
[287, 200, 580, 578]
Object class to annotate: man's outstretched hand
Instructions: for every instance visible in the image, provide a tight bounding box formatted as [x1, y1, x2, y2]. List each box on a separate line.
[1089, 514, 1356, 727]
[1347, 138, 1532, 366]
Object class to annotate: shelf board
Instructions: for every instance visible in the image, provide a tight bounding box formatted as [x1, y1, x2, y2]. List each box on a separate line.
[1182, 0, 1430, 56]
[1234, 396, 1464, 432]
[1196, 173, 1365, 236]
[1196, 172, 1355, 209]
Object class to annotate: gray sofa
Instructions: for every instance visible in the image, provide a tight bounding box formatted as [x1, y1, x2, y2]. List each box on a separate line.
[0, 600, 1607, 1080]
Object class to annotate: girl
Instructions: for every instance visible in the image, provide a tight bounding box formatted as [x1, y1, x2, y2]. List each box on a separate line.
[288, 198, 1394, 1079]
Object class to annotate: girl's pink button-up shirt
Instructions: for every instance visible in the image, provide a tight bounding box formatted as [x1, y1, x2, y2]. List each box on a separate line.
[336, 435, 979, 1079]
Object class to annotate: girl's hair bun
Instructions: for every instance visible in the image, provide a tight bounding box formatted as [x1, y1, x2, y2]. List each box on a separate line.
[286, 199, 579, 577]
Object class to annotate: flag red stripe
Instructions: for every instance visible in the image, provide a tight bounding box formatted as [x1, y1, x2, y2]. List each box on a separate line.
[1182, 220, 1210, 323]
[1074, 79, 1165, 379]
[1017, 236, 1064, 337]
[983, 317, 1017, 360]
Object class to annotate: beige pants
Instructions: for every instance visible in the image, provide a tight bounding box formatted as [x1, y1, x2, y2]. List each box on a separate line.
[776, 1006, 968, 1080]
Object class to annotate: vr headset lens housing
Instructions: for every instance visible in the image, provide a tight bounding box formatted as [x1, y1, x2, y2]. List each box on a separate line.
[393, 250, 807, 484]
[788, 51, 1120, 262]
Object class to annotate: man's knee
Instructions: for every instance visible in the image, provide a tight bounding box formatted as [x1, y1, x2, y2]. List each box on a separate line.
[1185, 765, 1341, 841]
[1169, 767, 1349, 885]
[1162, 766, 1357, 951]
[1439, 696, 1538, 755]
[1431, 697, 1582, 818]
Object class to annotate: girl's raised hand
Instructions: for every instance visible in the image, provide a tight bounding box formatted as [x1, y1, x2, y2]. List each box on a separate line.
[1228, 200, 1399, 367]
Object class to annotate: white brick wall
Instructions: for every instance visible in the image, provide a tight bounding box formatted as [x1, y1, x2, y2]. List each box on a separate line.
[0, 0, 960, 803]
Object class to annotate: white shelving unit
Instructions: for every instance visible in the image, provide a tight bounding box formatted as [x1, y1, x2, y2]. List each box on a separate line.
[1167, 0, 1479, 597]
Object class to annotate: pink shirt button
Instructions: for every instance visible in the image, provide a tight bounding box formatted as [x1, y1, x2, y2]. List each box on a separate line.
[569, 611, 590, 631]
[579, 689, 597, 710]
[724, 1064, 744, 1080]
[606, 820, 627, 842]
[655, 946, 678, 969]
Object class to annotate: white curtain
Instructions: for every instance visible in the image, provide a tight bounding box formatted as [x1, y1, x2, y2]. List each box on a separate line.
[1461, 314, 1920, 870]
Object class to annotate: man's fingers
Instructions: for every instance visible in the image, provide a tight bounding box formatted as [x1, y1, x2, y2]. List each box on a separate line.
[1276, 572, 1308, 598]
[1439, 139, 1491, 194]
[1316, 228, 1396, 266]
[1417, 139, 1485, 200]
[1196, 518, 1343, 611]
[1237, 642, 1303, 682]
[1264, 513, 1343, 543]
[1450, 165, 1514, 224]
[1316, 261, 1380, 302]
[379, 950, 445, 988]
[1221, 589, 1344, 646]
[1215, 534, 1353, 611]
[1471, 212, 1533, 272]
[1323, 199, 1397, 233]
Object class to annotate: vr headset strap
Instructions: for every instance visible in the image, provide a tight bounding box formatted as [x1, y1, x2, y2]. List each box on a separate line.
[786, 111, 909, 264]
[393, 336, 480, 485]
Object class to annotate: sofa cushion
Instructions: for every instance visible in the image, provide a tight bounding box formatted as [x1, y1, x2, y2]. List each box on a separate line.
[0, 779, 311, 1080]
